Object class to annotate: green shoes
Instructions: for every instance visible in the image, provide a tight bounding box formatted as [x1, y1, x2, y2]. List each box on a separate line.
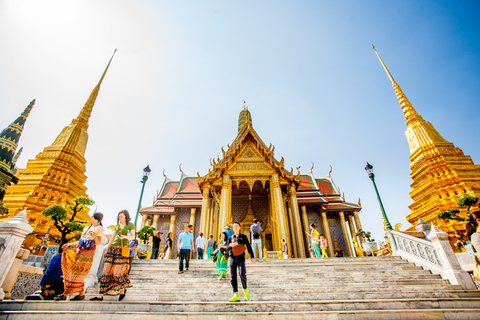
[243, 289, 250, 300]
[229, 295, 240, 302]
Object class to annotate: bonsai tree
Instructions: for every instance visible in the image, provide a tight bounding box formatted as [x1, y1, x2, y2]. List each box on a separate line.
[457, 195, 479, 215]
[355, 229, 373, 242]
[437, 208, 465, 222]
[41, 196, 95, 247]
[138, 225, 155, 244]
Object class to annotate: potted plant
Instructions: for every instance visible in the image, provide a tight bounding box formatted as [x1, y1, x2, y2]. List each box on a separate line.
[355, 229, 377, 256]
[136, 225, 155, 259]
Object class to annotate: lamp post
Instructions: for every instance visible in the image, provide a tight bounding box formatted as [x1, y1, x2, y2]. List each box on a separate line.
[365, 162, 393, 231]
[134, 165, 151, 229]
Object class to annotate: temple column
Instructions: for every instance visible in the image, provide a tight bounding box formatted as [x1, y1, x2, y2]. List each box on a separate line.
[190, 208, 196, 258]
[219, 175, 232, 230]
[353, 211, 364, 243]
[289, 185, 305, 258]
[321, 211, 334, 257]
[152, 215, 159, 231]
[301, 205, 311, 258]
[199, 184, 210, 238]
[205, 198, 212, 238]
[347, 214, 357, 256]
[268, 192, 279, 250]
[168, 214, 177, 259]
[141, 215, 148, 228]
[287, 204, 297, 258]
[339, 212, 353, 257]
[270, 174, 291, 254]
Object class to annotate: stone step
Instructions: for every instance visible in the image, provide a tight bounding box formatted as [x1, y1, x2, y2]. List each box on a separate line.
[80, 289, 480, 302]
[2, 298, 480, 313]
[85, 283, 465, 294]
[2, 310, 480, 320]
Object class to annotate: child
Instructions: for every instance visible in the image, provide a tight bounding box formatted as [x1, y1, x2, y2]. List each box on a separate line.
[319, 234, 328, 258]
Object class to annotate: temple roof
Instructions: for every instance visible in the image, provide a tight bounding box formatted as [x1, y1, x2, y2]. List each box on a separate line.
[198, 107, 300, 187]
[0, 100, 35, 173]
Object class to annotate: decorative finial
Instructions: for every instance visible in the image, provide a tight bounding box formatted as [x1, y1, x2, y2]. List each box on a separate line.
[163, 169, 166, 178]
[311, 162, 314, 171]
[179, 163, 183, 174]
[328, 165, 333, 175]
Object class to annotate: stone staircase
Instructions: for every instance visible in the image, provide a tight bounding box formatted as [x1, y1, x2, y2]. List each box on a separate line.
[1, 255, 480, 319]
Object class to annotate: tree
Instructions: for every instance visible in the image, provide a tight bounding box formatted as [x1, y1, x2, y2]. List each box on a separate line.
[138, 225, 155, 244]
[457, 195, 479, 215]
[41, 196, 95, 247]
[437, 208, 466, 222]
[355, 229, 373, 242]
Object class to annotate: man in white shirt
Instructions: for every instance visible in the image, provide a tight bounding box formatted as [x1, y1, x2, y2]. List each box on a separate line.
[195, 232, 206, 259]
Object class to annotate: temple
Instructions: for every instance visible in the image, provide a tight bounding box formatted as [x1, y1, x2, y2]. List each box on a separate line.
[140, 106, 363, 258]
[373, 46, 480, 233]
[0, 51, 116, 248]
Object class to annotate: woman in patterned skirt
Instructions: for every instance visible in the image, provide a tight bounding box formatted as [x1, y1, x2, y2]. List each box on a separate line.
[56, 212, 104, 301]
[215, 232, 229, 280]
[91, 209, 135, 301]
[309, 223, 321, 258]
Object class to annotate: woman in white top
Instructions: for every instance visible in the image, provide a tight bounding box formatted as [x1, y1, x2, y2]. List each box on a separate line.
[57, 212, 104, 301]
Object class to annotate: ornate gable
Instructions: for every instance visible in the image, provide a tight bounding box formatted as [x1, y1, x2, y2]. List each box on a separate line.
[198, 109, 300, 188]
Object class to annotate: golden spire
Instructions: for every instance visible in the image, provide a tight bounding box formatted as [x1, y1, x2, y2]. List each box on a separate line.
[371, 44, 423, 126]
[72, 49, 116, 129]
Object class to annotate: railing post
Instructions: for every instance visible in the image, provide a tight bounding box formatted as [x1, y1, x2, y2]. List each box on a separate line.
[385, 230, 397, 256]
[0, 208, 33, 300]
[427, 224, 476, 290]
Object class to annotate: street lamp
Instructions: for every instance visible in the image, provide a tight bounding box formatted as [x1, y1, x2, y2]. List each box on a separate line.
[134, 165, 151, 229]
[365, 162, 393, 231]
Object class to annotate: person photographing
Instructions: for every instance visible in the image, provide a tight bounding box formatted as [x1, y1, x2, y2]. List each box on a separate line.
[226, 222, 255, 302]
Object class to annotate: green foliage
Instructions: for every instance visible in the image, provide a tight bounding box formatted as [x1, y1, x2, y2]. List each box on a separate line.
[437, 209, 466, 222]
[457, 195, 479, 214]
[41, 196, 95, 246]
[42, 205, 68, 221]
[355, 229, 372, 242]
[138, 225, 155, 244]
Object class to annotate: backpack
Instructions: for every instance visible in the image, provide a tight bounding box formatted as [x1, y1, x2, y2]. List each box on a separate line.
[253, 231, 260, 239]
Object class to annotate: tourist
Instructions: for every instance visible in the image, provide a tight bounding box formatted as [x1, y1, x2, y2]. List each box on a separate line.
[319, 234, 328, 258]
[308, 223, 321, 258]
[39, 252, 64, 300]
[250, 219, 263, 262]
[206, 234, 216, 259]
[214, 232, 229, 280]
[128, 239, 139, 274]
[226, 222, 255, 302]
[196, 232, 206, 259]
[56, 212, 104, 301]
[151, 231, 161, 259]
[178, 224, 194, 274]
[164, 232, 173, 260]
[91, 209, 135, 301]
[224, 224, 233, 239]
[281, 238, 288, 259]
[466, 211, 480, 251]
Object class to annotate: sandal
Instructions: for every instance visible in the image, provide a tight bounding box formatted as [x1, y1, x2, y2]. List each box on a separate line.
[71, 295, 85, 301]
[90, 296, 103, 301]
[54, 294, 66, 301]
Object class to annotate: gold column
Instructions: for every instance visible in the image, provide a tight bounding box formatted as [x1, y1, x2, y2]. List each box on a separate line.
[199, 184, 210, 238]
[219, 175, 232, 230]
[287, 204, 297, 258]
[301, 205, 311, 258]
[168, 214, 177, 259]
[205, 198, 213, 238]
[353, 211, 364, 243]
[141, 215, 148, 228]
[339, 211, 353, 257]
[321, 211, 334, 257]
[152, 215, 159, 231]
[289, 185, 305, 258]
[347, 214, 357, 256]
[190, 208, 196, 258]
[268, 192, 279, 249]
[271, 174, 291, 254]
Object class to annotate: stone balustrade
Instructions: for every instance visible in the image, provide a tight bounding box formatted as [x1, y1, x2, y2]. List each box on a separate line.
[386, 223, 476, 290]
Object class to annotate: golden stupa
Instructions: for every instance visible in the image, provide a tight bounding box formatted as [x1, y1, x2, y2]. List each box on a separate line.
[373, 45, 480, 234]
[1, 51, 115, 248]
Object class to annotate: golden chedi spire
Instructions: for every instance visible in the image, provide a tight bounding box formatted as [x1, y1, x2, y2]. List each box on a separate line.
[372, 45, 480, 233]
[2, 51, 115, 247]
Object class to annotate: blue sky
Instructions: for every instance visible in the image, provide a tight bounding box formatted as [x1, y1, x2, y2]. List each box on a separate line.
[1, 1, 479, 242]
